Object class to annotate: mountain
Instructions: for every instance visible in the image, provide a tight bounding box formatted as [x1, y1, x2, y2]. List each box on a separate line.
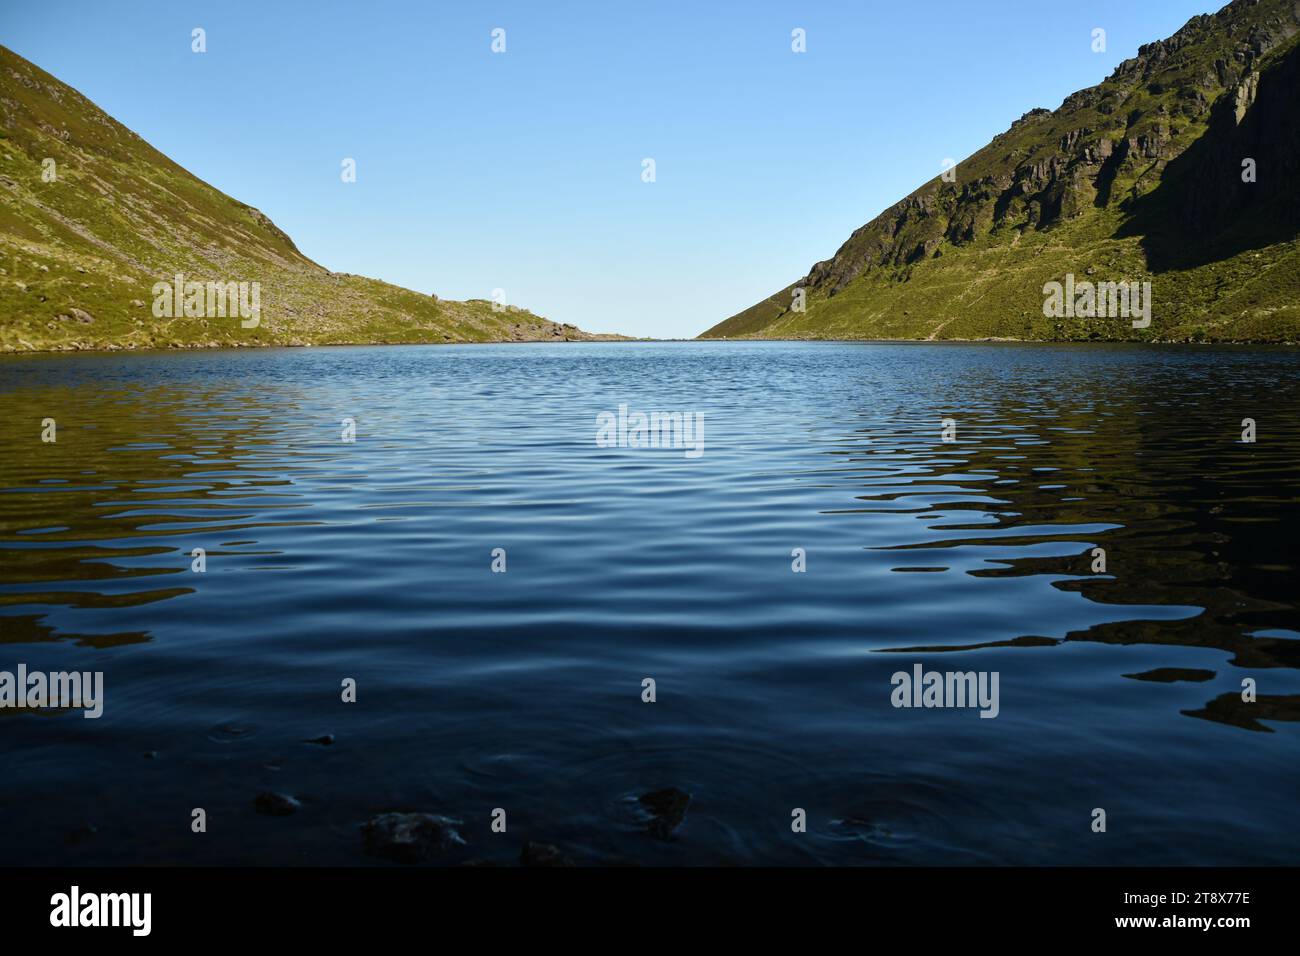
[0, 45, 607, 352]
[702, 0, 1300, 343]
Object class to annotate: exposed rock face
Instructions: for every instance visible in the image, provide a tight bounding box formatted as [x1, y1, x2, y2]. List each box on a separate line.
[703, 0, 1300, 343]
[1232, 71, 1260, 123]
[1138, 38, 1300, 249]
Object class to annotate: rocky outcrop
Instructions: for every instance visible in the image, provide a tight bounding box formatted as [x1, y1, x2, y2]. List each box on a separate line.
[703, 0, 1300, 341]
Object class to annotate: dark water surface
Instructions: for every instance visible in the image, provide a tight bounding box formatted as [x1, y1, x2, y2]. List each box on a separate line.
[1, 341, 1297, 865]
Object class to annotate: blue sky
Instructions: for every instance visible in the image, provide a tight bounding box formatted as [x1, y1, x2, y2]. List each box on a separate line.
[5, 0, 1220, 337]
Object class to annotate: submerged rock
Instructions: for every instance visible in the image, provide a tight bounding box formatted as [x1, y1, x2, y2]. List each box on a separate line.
[361, 812, 465, 864]
[519, 841, 573, 867]
[253, 791, 301, 816]
[638, 787, 691, 840]
[304, 734, 335, 746]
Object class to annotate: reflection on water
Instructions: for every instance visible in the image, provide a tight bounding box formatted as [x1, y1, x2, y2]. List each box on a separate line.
[0, 342, 1297, 865]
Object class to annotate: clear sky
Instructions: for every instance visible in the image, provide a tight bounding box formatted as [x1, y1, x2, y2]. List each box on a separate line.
[4, 0, 1220, 338]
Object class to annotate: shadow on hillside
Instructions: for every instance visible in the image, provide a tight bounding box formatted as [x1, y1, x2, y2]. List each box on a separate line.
[1117, 42, 1300, 272]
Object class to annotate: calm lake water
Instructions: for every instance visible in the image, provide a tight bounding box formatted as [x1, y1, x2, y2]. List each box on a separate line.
[1, 341, 1297, 865]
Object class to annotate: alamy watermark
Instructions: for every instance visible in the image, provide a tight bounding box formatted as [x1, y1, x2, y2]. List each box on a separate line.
[0, 664, 103, 718]
[890, 663, 999, 718]
[50, 886, 150, 936]
[152, 273, 261, 328]
[1043, 273, 1151, 329]
[596, 403, 704, 459]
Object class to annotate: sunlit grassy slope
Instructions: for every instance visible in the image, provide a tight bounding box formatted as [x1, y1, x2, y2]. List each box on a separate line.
[0, 46, 605, 351]
[703, 0, 1300, 343]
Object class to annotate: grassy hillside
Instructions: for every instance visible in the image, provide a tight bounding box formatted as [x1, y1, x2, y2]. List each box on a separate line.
[703, 0, 1300, 343]
[0, 45, 605, 351]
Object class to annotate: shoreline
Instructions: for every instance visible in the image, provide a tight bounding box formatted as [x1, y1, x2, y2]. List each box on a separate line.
[3, 334, 1299, 356]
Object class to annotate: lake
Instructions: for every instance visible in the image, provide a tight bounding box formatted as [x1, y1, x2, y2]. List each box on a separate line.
[1, 341, 1297, 865]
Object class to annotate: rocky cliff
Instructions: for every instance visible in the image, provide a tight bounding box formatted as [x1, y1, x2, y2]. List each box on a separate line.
[703, 0, 1300, 343]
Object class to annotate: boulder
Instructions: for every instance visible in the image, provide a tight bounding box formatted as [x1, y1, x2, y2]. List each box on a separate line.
[361, 812, 465, 864]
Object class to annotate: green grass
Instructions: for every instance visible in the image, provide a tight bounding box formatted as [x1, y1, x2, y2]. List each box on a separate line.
[0, 46, 603, 352]
[703, 0, 1300, 344]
